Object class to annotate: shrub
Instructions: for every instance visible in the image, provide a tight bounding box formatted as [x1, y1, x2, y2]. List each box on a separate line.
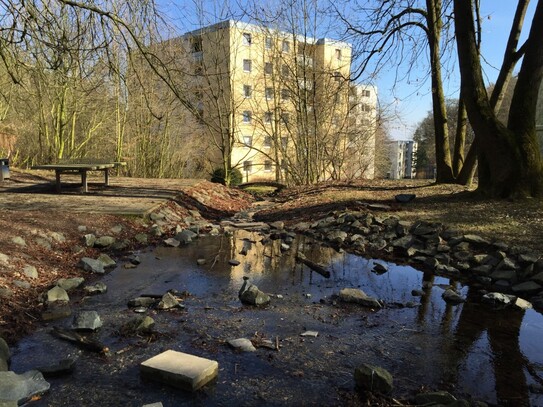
[210, 167, 243, 186]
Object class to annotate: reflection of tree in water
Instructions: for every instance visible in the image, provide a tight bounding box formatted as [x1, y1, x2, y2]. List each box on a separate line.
[444, 289, 529, 406]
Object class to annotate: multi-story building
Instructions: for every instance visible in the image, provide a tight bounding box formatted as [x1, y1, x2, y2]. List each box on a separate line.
[389, 140, 417, 179]
[181, 20, 376, 183]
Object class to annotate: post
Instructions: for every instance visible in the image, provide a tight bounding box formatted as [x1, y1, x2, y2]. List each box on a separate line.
[55, 170, 62, 193]
[81, 170, 88, 193]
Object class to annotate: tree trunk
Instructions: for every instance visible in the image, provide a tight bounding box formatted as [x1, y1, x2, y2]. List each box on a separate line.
[452, 92, 468, 178]
[453, 0, 543, 197]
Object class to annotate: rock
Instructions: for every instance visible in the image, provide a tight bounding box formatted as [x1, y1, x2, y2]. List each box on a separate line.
[14, 280, 31, 289]
[300, 331, 319, 338]
[514, 297, 533, 310]
[164, 238, 180, 247]
[463, 234, 490, 245]
[42, 303, 72, 321]
[142, 403, 163, 407]
[496, 257, 519, 270]
[490, 269, 517, 282]
[110, 225, 123, 234]
[327, 230, 348, 244]
[280, 243, 290, 251]
[482, 292, 516, 307]
[97, 253, 116, 269]
[129, 255, 141, 265]
[83, 234, 96, 247]
[372, 262, 388, 274]
[354, 364, 393, 394]
[269, 221, 285, 230]
[239, 280, 270, 306]
[11, 236, 26, 246]
[531, 272, 543, 285]
[411, 289, 425, 297]
[227, 338, 256, 352]
[36, 358, 76, 377]
[135, 233, 148, 244]
[128, 297, 157, 308]
[84, 282, 107, 295]
[395, 194, 416, 203]
[49, 232, 66, 243]
[73, 311, 102, 331]
[157, 292, 182, 310]
[47, 286, 69, 303]
[79, 257, 105, 274]
[512, 281, 542, 296]
[94, 236, 116, 248]
[35, 237, 52, 250]
[175, 230, 197, 245]
[56, 277, 85, 291]
[0, 370, 50, 404]
[415, 391, 457, 405]
[140, 350, 218, 391]
[122, 316, 155, 334]
[0, 253, 9, 265]
[22, 265, 38, 279]
[196, 258, 207, 266]
[229, 259, 240, 266]
[442, 288, 466, 304]
[77, 225, 87, 232]
[367, 203, 391, 211]
[339, 288, 382, 308]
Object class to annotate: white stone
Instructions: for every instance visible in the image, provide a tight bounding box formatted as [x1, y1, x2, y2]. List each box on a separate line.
[300, 331, 319, 338]
[140, 350, 218, 391]
[227, 338, 256, 352]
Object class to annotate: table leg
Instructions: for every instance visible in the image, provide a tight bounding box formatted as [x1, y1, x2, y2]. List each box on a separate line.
[81, 170, 88, 193]
[55, 171, 61, 193]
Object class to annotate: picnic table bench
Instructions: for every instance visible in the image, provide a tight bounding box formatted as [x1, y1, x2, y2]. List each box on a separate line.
[32, 160, 126, 193]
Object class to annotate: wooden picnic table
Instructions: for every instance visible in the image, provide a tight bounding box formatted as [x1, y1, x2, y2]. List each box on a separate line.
[32, 161, 126, 193]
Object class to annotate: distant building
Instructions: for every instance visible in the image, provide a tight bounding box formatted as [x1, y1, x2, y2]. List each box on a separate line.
[389, 140, 417, 179]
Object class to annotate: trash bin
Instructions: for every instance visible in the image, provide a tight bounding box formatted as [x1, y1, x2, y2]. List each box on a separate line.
[0, 158, 9, 180]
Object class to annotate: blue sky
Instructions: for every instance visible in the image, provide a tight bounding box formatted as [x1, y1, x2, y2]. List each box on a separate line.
[158, 1, 537, 140]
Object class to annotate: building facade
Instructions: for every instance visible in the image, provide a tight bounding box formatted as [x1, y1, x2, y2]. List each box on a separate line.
[182, 20, 377, 183]
[389, 140, 417, 179]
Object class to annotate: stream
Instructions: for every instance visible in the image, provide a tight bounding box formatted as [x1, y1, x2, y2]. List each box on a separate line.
[9, 229, 543, 406]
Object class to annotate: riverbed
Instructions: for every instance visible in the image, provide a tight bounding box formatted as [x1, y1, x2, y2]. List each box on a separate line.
[9, 229, 543, 406]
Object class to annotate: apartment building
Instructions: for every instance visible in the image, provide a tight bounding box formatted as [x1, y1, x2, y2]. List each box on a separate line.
[389, 140, 418, 179]
[182, 20, 376, 183]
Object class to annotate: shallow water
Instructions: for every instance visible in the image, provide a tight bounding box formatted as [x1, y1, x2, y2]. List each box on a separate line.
[10, 230, 543, 406]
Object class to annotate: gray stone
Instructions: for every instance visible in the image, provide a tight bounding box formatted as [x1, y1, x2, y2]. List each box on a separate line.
[512, 281, 542, 296]
[415, 391, 457, 405]
[36, 358, 76, 377]
[354, 364, 393, 394]
[339, 288, 382, 308]
[175, 230, 197, 245]
[463, 234, 490, 245]
[411, 289, 425, 297]
[482, 292, 516, 306]
[47, 286, 69, 303]
[164, 238, 180, 247]
[77, 225, 87, 232]
[372, 262, 388, 274]
[83, 234, 96, 247]
[122, 316, 155, 334]
[490, 269, 517, 282]
[35, 237, 52, 250]
[514, 297, 533, 310]
[497, 257, 519, 270]
[111, 239, 130, 251]
[94, 236, 116, 248]
[0, 370, 50, 404]
[142, 403, 163, 407]
[442, 288, 466, 304]
[227, 338, 256, 352]
[327, 230, 348, 243]
[150, 225, 164, 237]
[22, 265, 38, 279]
[110, 225, 123, 234]
[97, 253, 116, 269]
[269, 221, 284, 230]
[395, 194, 416, 203]
[196, 258, 207, 266]
[300, 331, 319, 338]
[140, 350, 218, 391]
[229, 259, 240, 266]
[42, 303, 72, 321]
[79, 257, 105, 274]
[128, 297, 157, 308]
[129, 255, 141, 265]
[239, 282, 270, 306]
[472, 265, 493, 276]
[11, 236, 26, 247]
[135, 233, 148, 244]
[532, 272, 543, 285]
[157, 292, 181, 310]
[14, 280, 30, 289]
[73, 311, 102, 331]
[56, 277, 85, 291]
[518, 253, 540, 264]
[49, 232, 66, 243]
[84, 282, 107, 295]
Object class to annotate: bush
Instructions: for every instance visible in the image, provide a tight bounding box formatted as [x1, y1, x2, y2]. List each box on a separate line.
[210, 167, 243, 186]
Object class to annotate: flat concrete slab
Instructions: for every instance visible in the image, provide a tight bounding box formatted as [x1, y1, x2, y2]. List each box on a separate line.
[140, 350, 218, 391]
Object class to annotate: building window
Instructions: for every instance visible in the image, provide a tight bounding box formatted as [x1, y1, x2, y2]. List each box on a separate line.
[243, 33, 252, 46]
[264, 160, 272, 172]
[363, 89, 371, 97]
[191, 37, 202, 53]
[265, 87, 274, 100]
[265, 36, 272, 49]
[281, 89, 290, 101]
[243, 85, 252, 98]
[243, 160, 253, 172]
[264, 112, 273, 124]
[242, 111, 252, 123]
[282, 64, 290, 77]
[243, 135, 253, 147]
[264, 135, 272, 147]
[281, 112, 290, 124]
[361, 104, 371, 112]
[243, 59, 252, 72]
[265, 62, 273, 75]
[282, 40, 290, 53]
[335, 49, 341, 60]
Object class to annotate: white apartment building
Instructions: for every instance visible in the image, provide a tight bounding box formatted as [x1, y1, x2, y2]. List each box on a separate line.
[389, 140, 417, 179]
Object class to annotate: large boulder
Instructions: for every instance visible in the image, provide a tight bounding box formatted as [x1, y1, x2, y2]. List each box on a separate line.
[239, 280, 270, 306]
[0, 370, 50, 404]
[78, 257, 105, 274]
[73, 311, 102, 331]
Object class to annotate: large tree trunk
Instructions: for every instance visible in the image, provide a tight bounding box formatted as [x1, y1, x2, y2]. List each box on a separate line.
[426, 0, 455, 183]
[453, 0, 543, 197]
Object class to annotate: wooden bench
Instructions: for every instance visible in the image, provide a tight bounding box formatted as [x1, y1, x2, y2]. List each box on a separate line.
[32, 160, 126, 193]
